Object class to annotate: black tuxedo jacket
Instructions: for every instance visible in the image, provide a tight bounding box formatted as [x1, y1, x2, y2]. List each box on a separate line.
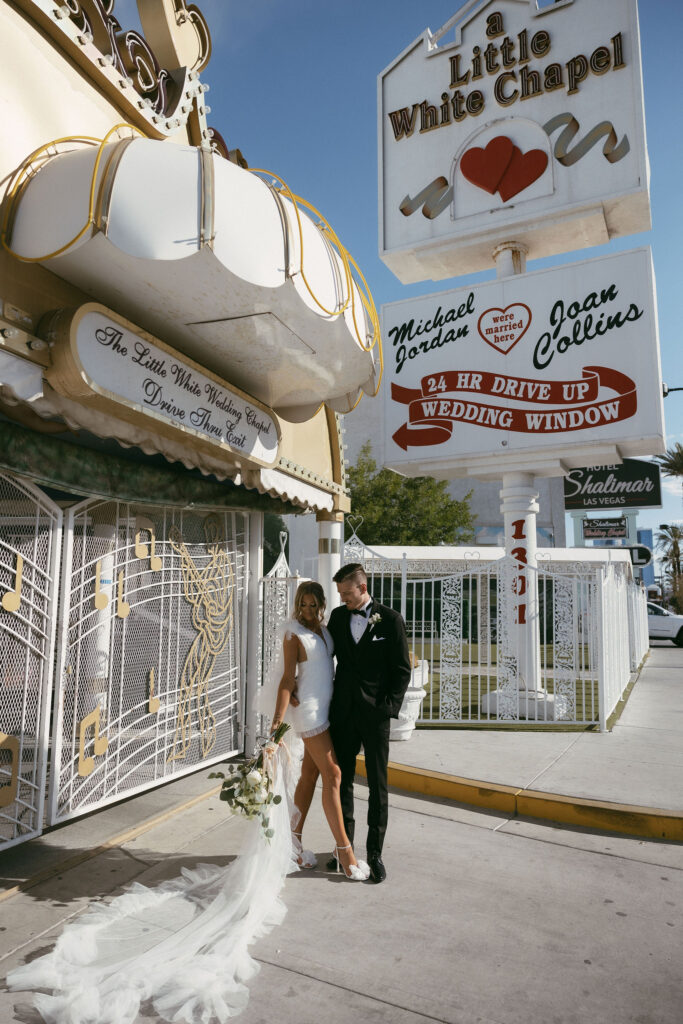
[327, 599, 411, 723]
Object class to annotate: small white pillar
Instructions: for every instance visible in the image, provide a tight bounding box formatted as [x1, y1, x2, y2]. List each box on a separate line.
[316, 510, 344, 612]
[624, 511, 638, 545]
[492, 240, 528, 279]
[571, 511, 586, 547]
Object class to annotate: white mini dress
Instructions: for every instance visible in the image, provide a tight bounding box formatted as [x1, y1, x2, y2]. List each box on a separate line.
[285, 620, 334, 738]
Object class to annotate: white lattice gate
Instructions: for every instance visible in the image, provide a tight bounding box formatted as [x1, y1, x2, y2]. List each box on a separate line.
[420, 559, 602, 725]
[50, 499, 248, 824]
[0, 474, 62, 849]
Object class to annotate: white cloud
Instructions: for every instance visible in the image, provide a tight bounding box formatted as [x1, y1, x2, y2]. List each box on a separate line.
[661, 477, 683, 496]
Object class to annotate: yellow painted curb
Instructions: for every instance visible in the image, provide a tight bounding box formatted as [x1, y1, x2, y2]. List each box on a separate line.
[356, 755, 683, 842]
[516, 790, 683, 841]
[0, 785, 222, 904]
[356, 756, 518, 814]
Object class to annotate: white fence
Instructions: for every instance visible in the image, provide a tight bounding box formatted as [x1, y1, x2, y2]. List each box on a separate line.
[343, 530, 647, 730]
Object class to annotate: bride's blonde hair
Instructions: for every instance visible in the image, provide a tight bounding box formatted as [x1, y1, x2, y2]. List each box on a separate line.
[293, 581, 326, 624]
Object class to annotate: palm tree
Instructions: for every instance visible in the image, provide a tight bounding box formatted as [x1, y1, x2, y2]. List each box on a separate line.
[655, 524, 683, 587]
[654, 443, 683, 479]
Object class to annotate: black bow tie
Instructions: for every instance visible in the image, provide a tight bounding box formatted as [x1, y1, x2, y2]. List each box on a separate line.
[351, 607, 369, 616]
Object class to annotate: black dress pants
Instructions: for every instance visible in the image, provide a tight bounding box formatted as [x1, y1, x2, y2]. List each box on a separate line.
[331, 710, 390, 855]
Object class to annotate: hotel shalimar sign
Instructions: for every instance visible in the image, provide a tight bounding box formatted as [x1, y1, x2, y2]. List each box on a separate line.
[379, 0, 649, 282]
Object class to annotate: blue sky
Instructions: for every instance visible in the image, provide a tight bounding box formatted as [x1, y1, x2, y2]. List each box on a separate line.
[117, 0, 683, 552]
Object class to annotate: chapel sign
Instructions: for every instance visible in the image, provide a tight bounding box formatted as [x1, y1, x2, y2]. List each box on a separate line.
[46, 304, 280, 468]
[379, 0, 649, 282]
[582, 517, 627, 541]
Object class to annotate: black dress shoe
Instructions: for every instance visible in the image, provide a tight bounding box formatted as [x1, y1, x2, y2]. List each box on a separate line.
[368, 853, 386, 883]
[325, 855, 338, 872]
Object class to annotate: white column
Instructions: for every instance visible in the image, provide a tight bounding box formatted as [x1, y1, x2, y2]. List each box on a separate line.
[500, 472, 540, 693]
[316, 510, 344, 611]
[86, 523, 116, 712]
[244, 511, 263, 755]
[493, 242, 539, 696]
[493, 240, 528, 279]
[624, 511, 638, 545]
[571, 511, 586, 547]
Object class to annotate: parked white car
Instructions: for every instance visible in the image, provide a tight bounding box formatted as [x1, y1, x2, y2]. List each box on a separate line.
[647, 602, 683, 647]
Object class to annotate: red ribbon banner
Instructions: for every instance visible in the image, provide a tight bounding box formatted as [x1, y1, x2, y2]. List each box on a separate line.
[391, 365, 637, 451]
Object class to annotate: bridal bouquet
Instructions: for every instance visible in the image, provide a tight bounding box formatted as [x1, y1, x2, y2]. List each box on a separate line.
[209, 722, 290, 841]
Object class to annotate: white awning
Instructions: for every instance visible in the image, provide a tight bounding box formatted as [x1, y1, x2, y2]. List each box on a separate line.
[8, 137, 380, 423]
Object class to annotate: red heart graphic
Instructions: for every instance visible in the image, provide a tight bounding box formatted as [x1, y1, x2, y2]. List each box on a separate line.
[477, 303, 532, 355]
[498, 147, 548, 202]
[460, 136, 513, 195]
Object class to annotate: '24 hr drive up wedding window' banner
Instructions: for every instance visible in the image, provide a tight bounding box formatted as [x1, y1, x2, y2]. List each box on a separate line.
[381, 247, 664, 478]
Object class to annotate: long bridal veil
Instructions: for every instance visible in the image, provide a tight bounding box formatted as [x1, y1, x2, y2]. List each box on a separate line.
[7, 649, 301, 1024]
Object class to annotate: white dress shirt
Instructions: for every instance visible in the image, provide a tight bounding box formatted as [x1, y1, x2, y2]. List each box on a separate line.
[350, 597, 373, 643]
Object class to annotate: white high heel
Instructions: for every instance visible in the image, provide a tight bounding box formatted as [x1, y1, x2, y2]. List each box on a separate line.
[333, 844, 370, 881]
[292, 831, 317, 869]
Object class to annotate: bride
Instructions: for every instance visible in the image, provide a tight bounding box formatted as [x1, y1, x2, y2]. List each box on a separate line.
[6, 582, 364, 1024]
[272, 581, 369, 881]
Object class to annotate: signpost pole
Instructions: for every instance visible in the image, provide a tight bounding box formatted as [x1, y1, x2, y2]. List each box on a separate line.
[571, 512, 586, 547]
[494, 242, 540, 696]
[317, 511, 343, 611]
[500, 472, 541, 695]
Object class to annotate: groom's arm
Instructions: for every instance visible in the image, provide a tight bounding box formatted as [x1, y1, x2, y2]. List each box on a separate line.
[385, 610, 412, 718]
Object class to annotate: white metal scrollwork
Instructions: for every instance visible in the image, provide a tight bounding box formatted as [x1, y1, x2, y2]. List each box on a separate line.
[0, 473, 61, 849]
[50, 499, 247, 824]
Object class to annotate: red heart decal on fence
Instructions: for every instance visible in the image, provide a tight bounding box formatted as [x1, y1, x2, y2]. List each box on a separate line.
[460, 136, 513, 195]
[477, 303, 532, 355]
[498, 147, 548, 202]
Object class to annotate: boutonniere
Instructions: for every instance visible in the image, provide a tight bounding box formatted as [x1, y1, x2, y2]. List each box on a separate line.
[368, 612, 382, 628]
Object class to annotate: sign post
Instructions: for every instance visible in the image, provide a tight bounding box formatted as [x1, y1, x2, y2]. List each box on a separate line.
[377, 0, 662, 717]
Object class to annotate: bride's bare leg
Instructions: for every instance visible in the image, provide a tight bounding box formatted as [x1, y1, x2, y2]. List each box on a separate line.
[302, 731, 358, 873]
[292, 748, 319, 841]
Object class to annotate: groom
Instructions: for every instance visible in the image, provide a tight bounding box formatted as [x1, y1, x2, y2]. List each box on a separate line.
[326, 563, 411, 883]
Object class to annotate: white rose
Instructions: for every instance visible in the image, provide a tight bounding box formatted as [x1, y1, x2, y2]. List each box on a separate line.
[246, 769, 262, 786]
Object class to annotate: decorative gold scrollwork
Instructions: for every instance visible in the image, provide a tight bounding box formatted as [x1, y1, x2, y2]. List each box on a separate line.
[1, 554, 23, 613]
[56, 0, 187, 117]
[77, 705, 109, 777]
[0, 733, 20, 808]
[166, 515, 235, 763]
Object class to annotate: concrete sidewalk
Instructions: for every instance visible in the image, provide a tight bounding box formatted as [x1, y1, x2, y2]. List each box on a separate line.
[1, 753, 682, 1023]
[1, 641, 682, 1023]
[392, 643, 683, 811]
[373, 642, 683, 839]
[1, 642, 681, 904]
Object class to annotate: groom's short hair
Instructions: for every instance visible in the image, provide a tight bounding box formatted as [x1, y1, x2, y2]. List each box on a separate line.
[333, 563, 367, 586]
